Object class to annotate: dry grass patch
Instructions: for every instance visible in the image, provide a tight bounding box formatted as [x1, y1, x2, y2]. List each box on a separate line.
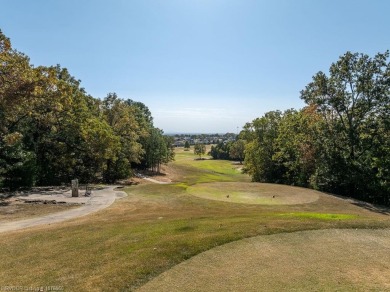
[138, 228, 390, 292]
[0, 199, 79, 222]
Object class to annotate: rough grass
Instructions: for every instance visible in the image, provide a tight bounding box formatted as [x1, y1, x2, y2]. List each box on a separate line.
[0, 148, 389, 291]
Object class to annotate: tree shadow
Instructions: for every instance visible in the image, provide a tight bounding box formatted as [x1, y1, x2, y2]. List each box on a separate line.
[328, 192, 390, 215]
[141, 170, 167, 177]
[0, 200, 10, 207]
[0, 186, 71, 199]
[350, 200, 390, 215]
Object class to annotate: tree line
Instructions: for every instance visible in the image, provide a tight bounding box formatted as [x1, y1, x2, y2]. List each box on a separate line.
[0, 30, 174, 190]
[209, 140, 245, 163]
[240, 51, 390, 206]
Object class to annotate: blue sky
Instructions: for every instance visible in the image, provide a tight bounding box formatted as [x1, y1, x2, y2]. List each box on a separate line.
[1, 0, 389, 133]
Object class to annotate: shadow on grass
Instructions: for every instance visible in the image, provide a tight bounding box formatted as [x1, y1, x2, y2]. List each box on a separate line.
[0, 200, 10, 206]
[350, 201, 390, 215]
[327, 192, 390, 215]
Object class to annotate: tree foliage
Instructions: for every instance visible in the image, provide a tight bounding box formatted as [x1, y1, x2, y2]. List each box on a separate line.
[209, 142, 232, 160]
[209, 139, 246, 163]
[194, 143, 206, 159]
[184, 140, 190, 150]
[243, 51, 390, 205]
[229, 139, 245, 164]
[0, 30, 174, 189]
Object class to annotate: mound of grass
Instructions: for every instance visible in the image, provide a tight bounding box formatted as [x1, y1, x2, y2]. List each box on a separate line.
[187, 182, 321, 205]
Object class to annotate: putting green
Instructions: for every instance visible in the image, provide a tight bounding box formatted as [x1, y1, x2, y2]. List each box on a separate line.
[186, 182, 320, 205]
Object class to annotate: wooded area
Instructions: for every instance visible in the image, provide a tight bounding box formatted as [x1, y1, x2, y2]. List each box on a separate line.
[0, 30, 174, 189]
[242, 51, 390, 205]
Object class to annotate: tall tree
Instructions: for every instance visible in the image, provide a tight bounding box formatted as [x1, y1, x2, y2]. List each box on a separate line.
[0, 30, 172, 188]
[184, 140, 190, 150]
[194, 143, 206, 159]
[229, 139, 246, 164]
[300, 51, 390, 203]
[273, 108, 318, 187]
[209, 142, 232, 160]
[101, 93, 143, 182]
[0, 31, 45, 188]
[243, 111, 283, 182]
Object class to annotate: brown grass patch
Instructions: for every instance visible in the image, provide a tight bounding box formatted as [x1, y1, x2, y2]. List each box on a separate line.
[138, 228, 390, 291]
[0, 199, 79, 222]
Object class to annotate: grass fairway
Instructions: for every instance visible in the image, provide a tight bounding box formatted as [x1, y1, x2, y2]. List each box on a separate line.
[0, 148, 389, 291]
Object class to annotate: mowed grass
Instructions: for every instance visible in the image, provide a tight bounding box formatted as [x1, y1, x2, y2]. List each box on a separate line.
[186, 182, 321, 205]
[170, 147, 248, 185]
[0, 147, 389, 291]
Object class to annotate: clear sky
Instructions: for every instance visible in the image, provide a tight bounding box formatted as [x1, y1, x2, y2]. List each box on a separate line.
[1, 0, 389, 133]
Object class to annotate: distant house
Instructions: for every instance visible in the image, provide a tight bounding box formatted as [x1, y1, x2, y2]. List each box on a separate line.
[173, 141, 185, 147]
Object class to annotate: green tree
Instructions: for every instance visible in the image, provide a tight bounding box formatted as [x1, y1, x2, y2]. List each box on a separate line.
[146, 129, 175, 172]
[194, 143, 206, 159]
[209, 142, 231, 160]
[229, 139, 246, 164]
[243, 111, 283, 182]
[0, 30, 39, 188]
[0, 30, 173, 188]
[184, 140, 190, 150]
[300, 51, 390, 203]
[272, 107, 318, 187]
[101, 93, 143, 182]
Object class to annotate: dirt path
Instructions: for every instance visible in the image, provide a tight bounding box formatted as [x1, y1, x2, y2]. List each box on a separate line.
[138, 228, 390, 291]
[0, 186, 127, 233]
[142, 177, 171, 184]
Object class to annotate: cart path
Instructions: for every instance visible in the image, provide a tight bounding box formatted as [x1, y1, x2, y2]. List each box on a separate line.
[0, 186, 127, 233]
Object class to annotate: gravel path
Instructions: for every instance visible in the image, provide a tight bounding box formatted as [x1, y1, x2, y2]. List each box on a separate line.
[0, 186, 127, 233]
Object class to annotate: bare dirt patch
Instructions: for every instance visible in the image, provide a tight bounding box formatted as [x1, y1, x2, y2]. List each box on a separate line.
[0, 185, 126, 232]
[187, 182, 321, 205]
[0, 187, 84, 222]
[138, 228, 390, 292]
[0, 198, 80, 222]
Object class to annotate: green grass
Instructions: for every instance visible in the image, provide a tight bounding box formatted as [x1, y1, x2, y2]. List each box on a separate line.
[186, 181, 321, 205]
[0, 148, 389, 291]
[172, 147, 248, 185]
